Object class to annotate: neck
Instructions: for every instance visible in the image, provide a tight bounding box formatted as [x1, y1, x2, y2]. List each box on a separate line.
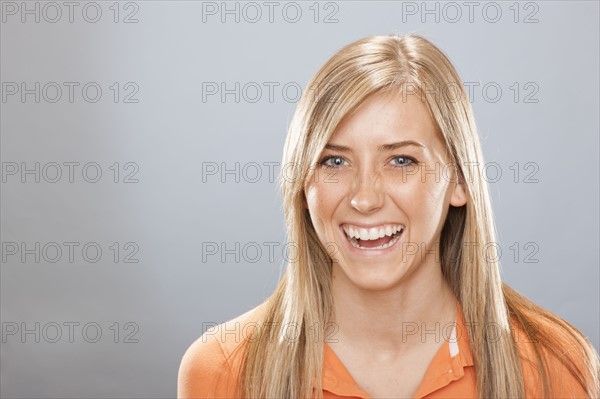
[330, 256, 457, 356]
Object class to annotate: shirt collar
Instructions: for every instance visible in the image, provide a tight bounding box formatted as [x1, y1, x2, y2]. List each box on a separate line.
[321, 300, 475, 398]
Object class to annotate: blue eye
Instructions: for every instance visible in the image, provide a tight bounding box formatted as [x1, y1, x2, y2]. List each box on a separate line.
[320, 156, 346, 168]
[391, 156, 416, 167]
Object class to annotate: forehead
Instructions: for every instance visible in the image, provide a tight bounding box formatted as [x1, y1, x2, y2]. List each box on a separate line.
[329, 91, 441, 148]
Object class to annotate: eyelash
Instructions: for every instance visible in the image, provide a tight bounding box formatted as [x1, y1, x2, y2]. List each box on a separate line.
[319, 155, 418, 169]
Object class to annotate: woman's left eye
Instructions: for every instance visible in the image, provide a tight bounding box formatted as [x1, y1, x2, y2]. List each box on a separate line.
[390, 156, 416, 167]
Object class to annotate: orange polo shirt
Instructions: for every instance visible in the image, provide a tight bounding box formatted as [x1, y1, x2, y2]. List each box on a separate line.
[178, 301, 589, 398]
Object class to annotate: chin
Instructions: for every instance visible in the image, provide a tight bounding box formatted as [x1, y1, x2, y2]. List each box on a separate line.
[333, 262, 410, 292]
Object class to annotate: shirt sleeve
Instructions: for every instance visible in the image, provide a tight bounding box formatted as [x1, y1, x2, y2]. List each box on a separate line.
[177, 332, 239, 399]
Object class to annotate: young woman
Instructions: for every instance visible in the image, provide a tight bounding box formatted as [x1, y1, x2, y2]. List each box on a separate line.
[178, 34, 600, 398]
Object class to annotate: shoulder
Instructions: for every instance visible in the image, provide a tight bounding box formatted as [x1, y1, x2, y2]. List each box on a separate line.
[177, 302, 268, 399]
[510, 314, 592, 398]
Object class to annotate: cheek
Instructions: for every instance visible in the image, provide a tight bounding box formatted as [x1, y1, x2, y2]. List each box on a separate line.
[388, 177, 449, 222]
[305, 183, 343, 229]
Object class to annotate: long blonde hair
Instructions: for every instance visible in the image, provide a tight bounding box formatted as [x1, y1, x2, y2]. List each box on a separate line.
[238, 34, 600, 398]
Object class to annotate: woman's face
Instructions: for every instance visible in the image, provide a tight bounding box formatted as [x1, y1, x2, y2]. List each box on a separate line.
[304, 90, 467, 291]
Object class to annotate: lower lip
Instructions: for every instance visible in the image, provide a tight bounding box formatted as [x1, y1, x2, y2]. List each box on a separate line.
[339, 226, 404, 257]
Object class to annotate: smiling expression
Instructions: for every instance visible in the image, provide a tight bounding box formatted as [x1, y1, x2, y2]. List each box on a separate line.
[304, 90, 467, 291]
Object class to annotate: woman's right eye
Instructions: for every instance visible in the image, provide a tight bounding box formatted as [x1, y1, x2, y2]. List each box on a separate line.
[319, 155, 346, 168]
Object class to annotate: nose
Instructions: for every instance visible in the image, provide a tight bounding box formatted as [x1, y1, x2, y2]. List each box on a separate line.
[349, 170, 384, 214]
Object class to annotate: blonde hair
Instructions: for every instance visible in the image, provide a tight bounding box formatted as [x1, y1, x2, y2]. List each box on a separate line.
[237, 33, 600, 398]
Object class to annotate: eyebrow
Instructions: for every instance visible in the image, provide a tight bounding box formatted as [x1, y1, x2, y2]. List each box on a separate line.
[324, 140, 426, 152]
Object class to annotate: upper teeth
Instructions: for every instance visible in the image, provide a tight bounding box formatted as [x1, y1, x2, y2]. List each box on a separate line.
[342, 224, 403, 240]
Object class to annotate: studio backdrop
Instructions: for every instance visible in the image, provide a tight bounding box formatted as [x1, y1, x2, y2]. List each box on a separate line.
[1, 1, 598, 398]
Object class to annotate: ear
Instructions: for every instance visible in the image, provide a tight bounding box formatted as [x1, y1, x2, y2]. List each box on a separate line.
[449, 179, 467, 207]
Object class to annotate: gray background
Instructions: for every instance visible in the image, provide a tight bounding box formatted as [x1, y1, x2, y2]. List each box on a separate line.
[1, 1, 598, 398]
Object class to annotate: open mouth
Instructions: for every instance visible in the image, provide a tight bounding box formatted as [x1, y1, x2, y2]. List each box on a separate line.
[341, 224, 404, 250]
